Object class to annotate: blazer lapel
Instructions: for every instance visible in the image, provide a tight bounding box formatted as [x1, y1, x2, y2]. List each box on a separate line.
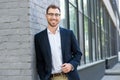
[44, 29, 52, 60]
[60, 28, 66, 62]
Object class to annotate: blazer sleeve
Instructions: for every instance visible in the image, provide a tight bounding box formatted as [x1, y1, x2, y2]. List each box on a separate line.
[69, 30, 82, 69]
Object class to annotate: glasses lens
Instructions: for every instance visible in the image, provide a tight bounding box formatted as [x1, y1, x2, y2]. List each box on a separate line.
[47, 13, 60, 17]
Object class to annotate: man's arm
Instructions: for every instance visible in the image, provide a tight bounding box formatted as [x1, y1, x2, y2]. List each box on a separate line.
[69, 30, 82, 69]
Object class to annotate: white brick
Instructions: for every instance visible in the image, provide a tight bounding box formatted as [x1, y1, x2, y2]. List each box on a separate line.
[0, 21, 29, 29]
[0, 35, 31, 42]
[0, 15, 29, 23]
[0, 28, 30, 36]
[0, 41, 31, 50]
[0, 16, 19, 23]
[0, 56, 32, 63]
[0, 1, 28, 9]
[0, 0, 28, 3]
[0, 48, 31, 56]
[0, 76, 32, 80]
[0, 69, 32, 76]
[0, 8, 29, 16]
[0, 63, 31, 69]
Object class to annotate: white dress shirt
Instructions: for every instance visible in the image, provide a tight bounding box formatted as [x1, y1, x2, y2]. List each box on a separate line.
[47, 27, 63, 74]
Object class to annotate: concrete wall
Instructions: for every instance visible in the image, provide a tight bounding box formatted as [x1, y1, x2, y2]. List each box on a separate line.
[0, 0, 33, 80]
[105, 56, 118, 69]
[0, 0, 59, 80]
[77, 56, 118, 80]
[78, 60, 105, 80]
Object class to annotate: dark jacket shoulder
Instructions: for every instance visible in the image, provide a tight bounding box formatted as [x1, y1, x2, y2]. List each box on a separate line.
[35, 27, 73, 38]
[35, 29, 47, 38]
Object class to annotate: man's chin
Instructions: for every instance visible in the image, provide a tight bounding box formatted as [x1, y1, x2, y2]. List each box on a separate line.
[49, 24, 58, 27]
[51, 26, 57, 27]
[48, 22, 59, 27]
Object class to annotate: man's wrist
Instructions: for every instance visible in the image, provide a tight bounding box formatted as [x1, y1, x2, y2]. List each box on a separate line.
[69, 63, 74, 71]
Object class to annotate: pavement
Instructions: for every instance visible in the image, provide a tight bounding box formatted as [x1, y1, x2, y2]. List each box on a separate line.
[101, 62, 120, 80]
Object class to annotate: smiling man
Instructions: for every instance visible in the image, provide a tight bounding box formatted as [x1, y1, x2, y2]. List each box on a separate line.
[34, 4, 82, 80]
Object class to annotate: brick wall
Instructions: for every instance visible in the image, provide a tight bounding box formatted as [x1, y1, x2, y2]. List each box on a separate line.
[0, 0, 59, 80]
[29, 0, 59, 80]
[0, 0, 33, 80]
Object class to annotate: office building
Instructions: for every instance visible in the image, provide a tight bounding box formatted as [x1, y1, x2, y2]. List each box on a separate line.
[0, 0, 120, 80]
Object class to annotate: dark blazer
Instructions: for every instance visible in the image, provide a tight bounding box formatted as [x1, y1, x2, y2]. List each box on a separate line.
[34, 27, 82, 80]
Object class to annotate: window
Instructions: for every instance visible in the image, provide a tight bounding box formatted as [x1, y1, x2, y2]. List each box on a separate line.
[69, 0, 79, 39]
[69, 3, 78, 38]
[60, 0, 68, 28]
[84, 16, 90, 63]
[59, 0, 118, 65]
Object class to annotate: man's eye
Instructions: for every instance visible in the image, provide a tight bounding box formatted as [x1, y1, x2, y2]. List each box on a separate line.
[55, 14, 60, 16]
[47, 13, 60, 17]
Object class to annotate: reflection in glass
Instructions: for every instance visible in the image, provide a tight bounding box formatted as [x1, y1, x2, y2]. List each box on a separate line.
[84, 16, 90, 63]
[69, 0, 77, 6]
[83, 0, 88, 16]
[69, 4, 78, 39]
[60, 0, 67, 28]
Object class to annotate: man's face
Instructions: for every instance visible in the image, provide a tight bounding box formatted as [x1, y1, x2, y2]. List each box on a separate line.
[46, 8, 61, 27]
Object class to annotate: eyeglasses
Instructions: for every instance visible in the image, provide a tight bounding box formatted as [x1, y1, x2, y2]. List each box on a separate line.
[47, 13, 61, 17]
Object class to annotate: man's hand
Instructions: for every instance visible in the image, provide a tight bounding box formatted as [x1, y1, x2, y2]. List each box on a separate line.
[61, 63, 73, 73]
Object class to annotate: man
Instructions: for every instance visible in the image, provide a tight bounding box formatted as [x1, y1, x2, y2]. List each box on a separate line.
[34, 4, 82, 80]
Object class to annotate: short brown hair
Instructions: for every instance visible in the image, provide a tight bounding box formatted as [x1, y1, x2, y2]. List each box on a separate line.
[46, 4, 61, 14]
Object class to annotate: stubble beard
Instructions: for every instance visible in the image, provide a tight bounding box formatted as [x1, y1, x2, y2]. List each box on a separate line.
[48, 20, 59, 27]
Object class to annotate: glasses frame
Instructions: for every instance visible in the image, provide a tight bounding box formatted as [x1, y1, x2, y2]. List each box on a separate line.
[47, 13, 61, 17]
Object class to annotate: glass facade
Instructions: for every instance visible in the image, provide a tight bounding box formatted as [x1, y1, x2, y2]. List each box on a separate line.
[60, 0, 68, 28]
[69, 1, 78, 38]
[60, 0, 118, 65]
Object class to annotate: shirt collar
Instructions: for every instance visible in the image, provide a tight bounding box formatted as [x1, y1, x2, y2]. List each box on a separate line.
[47, 27, 60, 34]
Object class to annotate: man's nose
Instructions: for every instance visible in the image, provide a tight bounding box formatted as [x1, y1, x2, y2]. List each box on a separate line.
[51, 15, 57, 19]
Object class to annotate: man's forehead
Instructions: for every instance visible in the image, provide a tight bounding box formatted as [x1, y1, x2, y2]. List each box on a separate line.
[48, 8, 60, 12]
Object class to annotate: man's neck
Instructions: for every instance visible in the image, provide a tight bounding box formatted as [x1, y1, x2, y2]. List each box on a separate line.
[48, 26, 59, 34]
